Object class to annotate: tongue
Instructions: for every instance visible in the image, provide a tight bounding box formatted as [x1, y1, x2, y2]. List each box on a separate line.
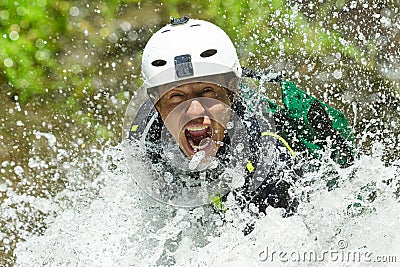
[190, 134, 208, 146]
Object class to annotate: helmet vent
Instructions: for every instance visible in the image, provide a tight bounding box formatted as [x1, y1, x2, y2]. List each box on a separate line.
[151, 60, 167, 67]
[161, 30, 170, 33]
[200, 49, 217, 58]
[190, 24, 201, 27]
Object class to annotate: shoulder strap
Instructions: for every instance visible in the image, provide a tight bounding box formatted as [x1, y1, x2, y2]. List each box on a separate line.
[129, 99, 162, 142]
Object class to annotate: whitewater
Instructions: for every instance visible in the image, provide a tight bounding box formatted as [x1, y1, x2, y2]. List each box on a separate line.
[14, 141, 400, 266]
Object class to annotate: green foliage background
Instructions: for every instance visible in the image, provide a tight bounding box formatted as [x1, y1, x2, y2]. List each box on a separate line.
[0, 0, 399, 265]
[1, 0, 398, 103]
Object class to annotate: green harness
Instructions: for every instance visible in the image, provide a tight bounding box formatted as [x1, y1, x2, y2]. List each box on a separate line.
[241, 71, 355, 167]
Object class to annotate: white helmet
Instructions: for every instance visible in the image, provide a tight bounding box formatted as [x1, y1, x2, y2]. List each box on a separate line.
[141, 16, 242, 91]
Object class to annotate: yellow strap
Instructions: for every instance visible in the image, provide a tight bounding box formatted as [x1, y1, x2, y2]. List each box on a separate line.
[131, 125, 138, 132]
[261, 131, 296, 158]
[246, 160, 255, 173]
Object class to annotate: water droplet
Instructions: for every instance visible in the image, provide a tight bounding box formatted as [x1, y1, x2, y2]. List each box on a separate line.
[35, 49, 50, 61]
[333, 69, 343, 79]
[11, 24, 20, 32]
[209, 159, 219, 169]
[189, 150, 205, 170]
[0, 183, 7, 192]
[19, 79, 29, 88]
[16, 7, 26, 16]
[128, 31, 138, 41]
[4, 58, 13, 68]
[14, 166, 24, 176]
[0, 10, 9, 20]
[226, 121, 234, 129]
[36, 39, 46, 49]
[120, 22, 131, 32]
[222, 172, 231, 182]
[256, 176, 264, 182]
[164, 172, 173, 184]
[191, 207, 204, 218]
[71, 64, 81, 74]
[37, 0, 47, 7]
[69, 6, 80, 17]
[166, 151, 174, 160]
[380, 8, 392, 18]
[236, 143, 244, 152]
[9, 31, 19, 41]
[108, 33, 119, 43]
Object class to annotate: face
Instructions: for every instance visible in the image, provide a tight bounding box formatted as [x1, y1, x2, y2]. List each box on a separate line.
[155, 82, 232, 159]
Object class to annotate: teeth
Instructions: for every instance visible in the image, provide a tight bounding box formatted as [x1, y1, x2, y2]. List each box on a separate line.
[186, 125, 209, 132]
[189, 139, 210, 151]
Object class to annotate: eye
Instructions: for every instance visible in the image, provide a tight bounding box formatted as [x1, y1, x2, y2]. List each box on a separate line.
[168, 92, 185, 100]
[202, 87, 214, 93]
[200, 87, 217, 97]
[169, 93, 182, 98]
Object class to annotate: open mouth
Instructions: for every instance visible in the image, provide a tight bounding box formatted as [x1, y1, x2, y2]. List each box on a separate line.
[184, 125, 213, 152]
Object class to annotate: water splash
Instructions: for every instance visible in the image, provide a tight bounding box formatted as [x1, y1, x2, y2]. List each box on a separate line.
[14, 144, 400, 266]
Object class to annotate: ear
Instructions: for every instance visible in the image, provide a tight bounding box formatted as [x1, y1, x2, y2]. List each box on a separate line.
[228, 76, 239, 89]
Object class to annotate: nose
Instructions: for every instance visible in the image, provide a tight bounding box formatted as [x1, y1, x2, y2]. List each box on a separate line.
[186, 100, 205, 115]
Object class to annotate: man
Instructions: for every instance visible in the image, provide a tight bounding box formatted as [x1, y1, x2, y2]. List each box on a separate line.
[126, 16, 352, 216]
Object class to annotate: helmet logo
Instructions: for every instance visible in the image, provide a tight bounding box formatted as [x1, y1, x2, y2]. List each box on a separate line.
[174, 54, 194, 78]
